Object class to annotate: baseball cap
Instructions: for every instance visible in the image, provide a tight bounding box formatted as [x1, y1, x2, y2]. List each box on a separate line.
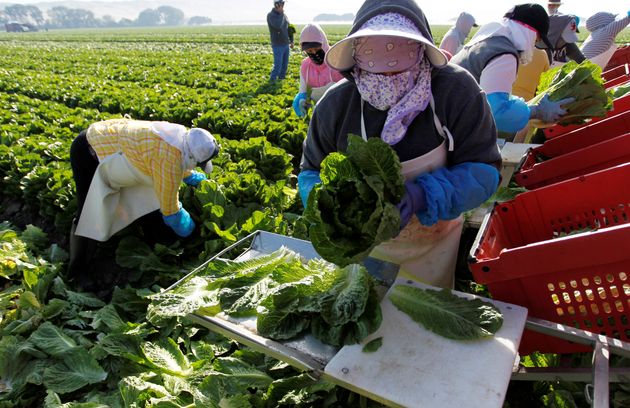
[505, 4, 553, 49]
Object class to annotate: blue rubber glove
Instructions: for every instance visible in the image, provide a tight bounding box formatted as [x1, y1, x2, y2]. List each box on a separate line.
[292, 92, 308, 117]
[162, 207, 195, 237]
[416, 162, 500, 226]
[395, 181, 427, 230]
[297, 170, 322, 207]
[530, 94, 575, 123]
[183, 170, 207, 187]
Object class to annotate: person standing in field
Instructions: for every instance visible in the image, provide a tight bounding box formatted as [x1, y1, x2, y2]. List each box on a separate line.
[67, 119, 219, 291]
[548, 0, 562, 16]
[439, 12, 478, 58]
[581, 11, 630, 70]
[292, 23, 344, 117]
[451, 4, 574, 135]
[267, 0, 294, 81]
[298, 0, 502, 288]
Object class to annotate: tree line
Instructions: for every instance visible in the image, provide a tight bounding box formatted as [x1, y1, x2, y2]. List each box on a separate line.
[0, 4, 212, 30]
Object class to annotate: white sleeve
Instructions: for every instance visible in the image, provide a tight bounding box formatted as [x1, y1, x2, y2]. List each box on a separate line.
[479, 54, 519, 95]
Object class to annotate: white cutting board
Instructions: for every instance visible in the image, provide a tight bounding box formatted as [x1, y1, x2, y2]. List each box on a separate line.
[324, 279, 527, 408]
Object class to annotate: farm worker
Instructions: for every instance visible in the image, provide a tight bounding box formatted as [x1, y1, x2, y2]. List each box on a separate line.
[439, 12, 478, 57]
[297, 0, 502, 288]
[267, 0, 294, 81]
[512, 48, 551, 101]
[580, 11, 630, 70]
[67, 119, 219, 281]
[541, 14, 584, 66]
[511, 47, 552, 143]
[451, 4, 575, 134]
[292, 23, 344, 117]
[547, 0, 562, 16]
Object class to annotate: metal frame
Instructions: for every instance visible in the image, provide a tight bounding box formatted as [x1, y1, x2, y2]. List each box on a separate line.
[512, 317, 630, 408]
[168, 230, 630, 408]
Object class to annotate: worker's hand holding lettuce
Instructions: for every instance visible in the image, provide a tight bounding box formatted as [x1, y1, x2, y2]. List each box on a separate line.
[302, 135, 404, 266]
[529, 60, 613, 126]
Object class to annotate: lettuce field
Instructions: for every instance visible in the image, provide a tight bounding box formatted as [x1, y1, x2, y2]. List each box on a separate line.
[1, 25, 628, 407]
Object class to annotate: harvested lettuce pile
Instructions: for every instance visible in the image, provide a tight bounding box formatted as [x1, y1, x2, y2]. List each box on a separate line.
[530, 60, 613, 126]
[148, 247, 382, 347]
[389, 285, 503, 340]
[303, 134, 404, 266]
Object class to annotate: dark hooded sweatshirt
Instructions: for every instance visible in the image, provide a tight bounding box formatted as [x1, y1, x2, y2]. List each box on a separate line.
[543, 14, 585, 64]
[300, 0, 501, 172]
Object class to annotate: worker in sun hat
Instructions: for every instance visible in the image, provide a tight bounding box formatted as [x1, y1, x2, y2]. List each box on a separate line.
[67, 118, 219, 289]
[547, 0, 563, 15]
[297, 0, 502, 288]
[581, 11, 630, 70]
[292, 23, 344, 117]
[542, 13, 585, 66]
[451, 3, 575, 135]
[439, 12, 478, 57]
[267, 0, 294, 81]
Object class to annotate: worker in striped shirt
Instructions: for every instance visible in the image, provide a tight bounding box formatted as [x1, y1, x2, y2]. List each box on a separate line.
[581, 11, 630, 69]
[68, 118, 219, 288]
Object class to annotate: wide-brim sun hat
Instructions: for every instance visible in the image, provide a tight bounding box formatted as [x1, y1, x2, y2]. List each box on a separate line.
[326, 18, 448, 71]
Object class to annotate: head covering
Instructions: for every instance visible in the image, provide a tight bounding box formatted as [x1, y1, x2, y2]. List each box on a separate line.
[351, 15, 424, 73]
[273, 0, 285, 4]
[300, 23, 330, 51]
[545, 14, 579, 48]
[326, 0, 447, 70]
[585, 12, 617, 32]
[504, 4, 553, 49]
[183, 128, 219, 171]
[456, 12, 478, 36]
[547, 0, 562, 4]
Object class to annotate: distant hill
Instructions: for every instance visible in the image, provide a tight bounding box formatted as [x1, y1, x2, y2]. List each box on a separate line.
[314, 13, 354, 22]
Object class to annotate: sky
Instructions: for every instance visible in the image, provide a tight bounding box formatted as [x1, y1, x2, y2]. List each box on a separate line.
[0, 0, 627, 25]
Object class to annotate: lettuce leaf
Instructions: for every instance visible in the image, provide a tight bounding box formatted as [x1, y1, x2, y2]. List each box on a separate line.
[389, 285, 503, 340]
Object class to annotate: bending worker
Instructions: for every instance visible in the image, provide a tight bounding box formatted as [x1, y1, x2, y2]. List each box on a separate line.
[451, 3, 574, 135]
[292, 23, 344, 117]
[298, 0, 502, 288]
[68, 118, 219, 282]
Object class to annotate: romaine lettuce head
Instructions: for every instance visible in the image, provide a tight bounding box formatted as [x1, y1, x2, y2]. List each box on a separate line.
[304, 135, 404, 266]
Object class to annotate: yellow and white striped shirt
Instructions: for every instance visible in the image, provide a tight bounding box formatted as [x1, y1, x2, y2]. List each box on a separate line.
[87, 119, 192, 216]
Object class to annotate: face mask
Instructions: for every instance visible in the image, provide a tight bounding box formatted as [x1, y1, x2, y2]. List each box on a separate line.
[307, 49, 325, 65]
[353, 68, 418, 111]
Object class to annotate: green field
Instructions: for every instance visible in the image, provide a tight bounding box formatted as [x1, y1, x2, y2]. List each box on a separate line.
[0, 25, 628, 407]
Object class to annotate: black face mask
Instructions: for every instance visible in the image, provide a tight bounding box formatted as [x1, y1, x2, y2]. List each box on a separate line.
[307, 49, 326, 65]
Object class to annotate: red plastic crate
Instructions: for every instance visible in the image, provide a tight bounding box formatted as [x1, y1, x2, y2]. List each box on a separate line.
[534, 110, 630, 158]
[543, 92, 630, 139]
[604, 44, 630, 71]
[602, 64, 629, 82]
[513, 132, 630, 189]
[469, 163, 630, 354]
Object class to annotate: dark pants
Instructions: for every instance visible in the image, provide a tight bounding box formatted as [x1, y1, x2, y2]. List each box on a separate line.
[70, 130, 98, 219]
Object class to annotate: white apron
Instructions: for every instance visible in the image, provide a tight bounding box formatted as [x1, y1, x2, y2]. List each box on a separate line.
[75, 152, 160, 242]
[363, 97, 463, 288]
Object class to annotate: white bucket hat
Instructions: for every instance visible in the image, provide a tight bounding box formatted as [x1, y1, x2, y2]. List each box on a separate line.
[326, 12, 447, 71]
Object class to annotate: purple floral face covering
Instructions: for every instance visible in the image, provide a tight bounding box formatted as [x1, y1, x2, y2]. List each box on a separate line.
[350, 13, 434, 146]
